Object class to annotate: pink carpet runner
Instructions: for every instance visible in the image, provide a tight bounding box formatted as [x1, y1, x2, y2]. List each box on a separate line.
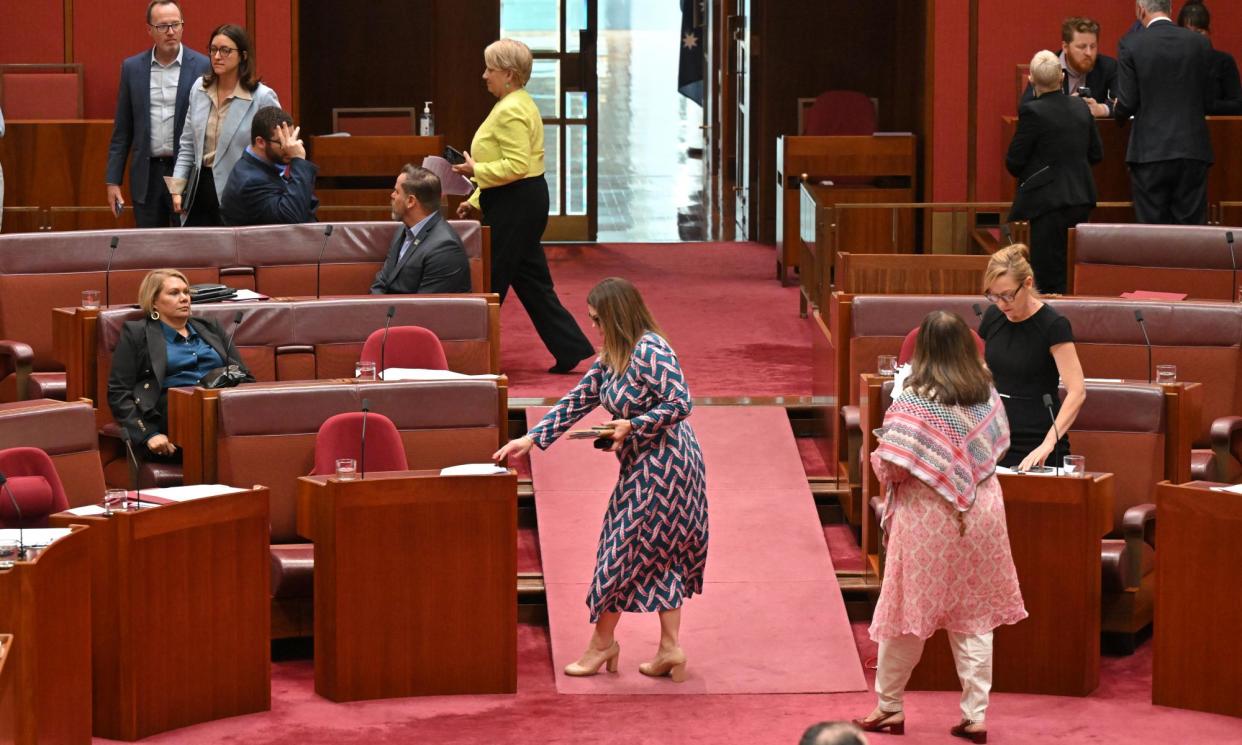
[528, 404, 867, 694]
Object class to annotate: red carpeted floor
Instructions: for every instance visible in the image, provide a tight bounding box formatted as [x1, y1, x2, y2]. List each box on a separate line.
[527, 405, 865, 695]
[502, 243, 812, 399]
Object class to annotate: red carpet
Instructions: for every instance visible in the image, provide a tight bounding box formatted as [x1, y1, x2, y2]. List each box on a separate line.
[527, 405, 866, 694]
[501, 243, 812, 399]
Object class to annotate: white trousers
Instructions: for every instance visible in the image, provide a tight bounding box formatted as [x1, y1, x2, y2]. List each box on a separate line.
[875, 631, 993, 723]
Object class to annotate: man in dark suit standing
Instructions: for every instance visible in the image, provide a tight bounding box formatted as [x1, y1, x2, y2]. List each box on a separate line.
[371, 165, 471, 295]
[220, 106, 319, 225]
[1007, 50, 1103, 294]
[1020, 17, 1119, 118]
[1114, 0, 1214, 224]
[105, 0, 210, 228]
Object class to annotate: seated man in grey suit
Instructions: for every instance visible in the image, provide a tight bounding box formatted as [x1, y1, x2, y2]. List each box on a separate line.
[371, 165, 472, 294]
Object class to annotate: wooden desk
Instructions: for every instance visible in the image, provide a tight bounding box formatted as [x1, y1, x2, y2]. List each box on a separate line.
[777, 135, 917, 287]
[297, 470, 517, 701]
[0, 121, 122, 214]
[0, 634, 13, 743]
[0, 527, 92, 744]
[310, 135, 443, 179]
[49, 488, 271, 740]
[1153, 481, 1242, 718]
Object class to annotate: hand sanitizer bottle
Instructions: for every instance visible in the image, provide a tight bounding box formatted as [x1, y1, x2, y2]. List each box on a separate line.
[419, 101, 434, 136]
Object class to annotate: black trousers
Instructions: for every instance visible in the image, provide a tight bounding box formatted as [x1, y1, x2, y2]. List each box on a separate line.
[481, 175, 594, 365]
[183, 166, 223, 227]
[1029, 204, 1091, 295]
[133, 156, 176, 228]
[1128, 158, 1210, 225]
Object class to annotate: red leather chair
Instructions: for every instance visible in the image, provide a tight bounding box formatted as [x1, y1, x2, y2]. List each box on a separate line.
[0, 447, 70, 527]
[358, 326, 449, 374]
[803, 90, 876, 136]
[310, 411, 409, 476]
[0, 63, 84, 119]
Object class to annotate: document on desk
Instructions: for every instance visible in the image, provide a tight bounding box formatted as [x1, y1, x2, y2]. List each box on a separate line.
[421, 155, 475, 195]
[0, 527, 73, 547]
[995, 465, 1060, 477]
[440, 463, 509, 477]
[381, 368, 499, 381]
[142, 484, 250, 502]
[1209, 483, 1242, 494]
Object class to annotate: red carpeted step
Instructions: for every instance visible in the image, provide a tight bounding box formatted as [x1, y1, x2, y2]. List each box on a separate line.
[797, 436, 834, 478]
[823, 523, 865, 573]
[517, 522, 542, 574]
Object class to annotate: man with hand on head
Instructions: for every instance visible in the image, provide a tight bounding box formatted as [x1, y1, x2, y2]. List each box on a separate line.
[371, 165, 471, 295]
[220, 105, 319, 225]
[105, 0, 210, 227]
[1020, 17, 1118, 117]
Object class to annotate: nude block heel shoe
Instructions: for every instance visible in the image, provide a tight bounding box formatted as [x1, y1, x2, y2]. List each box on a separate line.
[638, 649, 688, 682]
[563, 641, 620, 677]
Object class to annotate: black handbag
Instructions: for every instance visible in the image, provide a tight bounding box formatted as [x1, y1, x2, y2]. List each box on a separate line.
[199, 364, 248, 389]
[189, 283, 237, 303]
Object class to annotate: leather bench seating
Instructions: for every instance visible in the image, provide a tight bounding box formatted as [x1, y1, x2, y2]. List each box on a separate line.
[836, 294, 1242, 489]
[213, 378, 507, 639]
[1070, 223, 1240, 301]
[0, 399, 105, 507]
[0, 220, 487, 403]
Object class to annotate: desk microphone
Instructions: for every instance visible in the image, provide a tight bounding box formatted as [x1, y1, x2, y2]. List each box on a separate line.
[314, 224, 335, 298]
[1133, 309, 1153, 383]
[359, 398, 370, 479]
[119, 429, 145, 509]
[224, 310, 245, 358]
[1042, 393, 1062, 476]
[972, 303, 984, 319]
[104, 238, 119, 307]
[379, 305, 396, 380]
[0, 472, 24, 560]
[1227, 231, 1237, 303]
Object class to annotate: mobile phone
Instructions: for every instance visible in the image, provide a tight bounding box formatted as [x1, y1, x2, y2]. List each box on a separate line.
[443, 146, 466, 165]
[112, 198, 125, 218]
[1075, 86, 1092, 99]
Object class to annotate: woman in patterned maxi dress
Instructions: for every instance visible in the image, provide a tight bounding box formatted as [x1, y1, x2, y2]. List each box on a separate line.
[853, 311, 1027, 744]
[494, 277, 708, 682]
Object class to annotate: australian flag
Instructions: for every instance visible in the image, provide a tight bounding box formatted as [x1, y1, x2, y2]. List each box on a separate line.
[678, 0, 704, 106]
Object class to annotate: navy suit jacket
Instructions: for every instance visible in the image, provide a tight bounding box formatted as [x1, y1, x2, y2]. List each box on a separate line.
[105, 46, 211, 203]
[370, 213, 472, 294]
[220, 150, 319, 225]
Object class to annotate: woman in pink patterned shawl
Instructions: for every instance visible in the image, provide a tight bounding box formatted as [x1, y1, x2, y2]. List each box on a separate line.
[854, 311, 1027, 744]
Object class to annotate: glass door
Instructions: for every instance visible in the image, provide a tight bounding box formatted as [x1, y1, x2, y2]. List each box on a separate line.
[501, 0, 599, 241]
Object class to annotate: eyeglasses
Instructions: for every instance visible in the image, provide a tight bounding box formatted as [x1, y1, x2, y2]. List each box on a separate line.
[208, 46, 237, 57]
[149, 21, 184, 33]
[984, 286, 1024, 304]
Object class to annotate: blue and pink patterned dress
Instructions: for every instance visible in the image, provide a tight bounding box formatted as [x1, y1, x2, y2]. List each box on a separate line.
[529, 332, 709, 622]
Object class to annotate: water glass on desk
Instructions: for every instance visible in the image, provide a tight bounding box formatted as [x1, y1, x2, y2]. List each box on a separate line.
[101, 488, 126, 515]
[877, 355, 898, 377]
[1155, 364, 1177, 384]
[335, 458, 358, 481]
[81, 289, 101, 309]
[1063, 454, 1086, 477]
[0, 539, 19, 567]
[355, 361, 377, 381]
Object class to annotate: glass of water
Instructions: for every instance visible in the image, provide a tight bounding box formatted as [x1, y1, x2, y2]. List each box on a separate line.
[1155, 364, 1177, 384]
[355, 360, 377, 381]
[1063, 454, 1086, 477]
[102, 488, 127, 515]
[877, 355, 898, 376]
[335, 458, 358, 481]
[0, 539, 20, 566]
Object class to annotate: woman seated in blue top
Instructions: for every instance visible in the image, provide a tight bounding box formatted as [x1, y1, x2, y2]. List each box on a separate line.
[108, 268, 253, 458]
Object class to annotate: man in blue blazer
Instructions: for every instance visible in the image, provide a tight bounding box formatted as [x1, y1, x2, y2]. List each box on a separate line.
[105, 0, 209, 227]
[371, 166, 472, 294]
[220, 106, 319, 225]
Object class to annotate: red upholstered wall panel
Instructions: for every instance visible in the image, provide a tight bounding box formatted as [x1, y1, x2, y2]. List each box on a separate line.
[254, 0, 294, 113]
[0, 0, 64, 65]
[930, 0, 969, 201]
[74, 0, 247, 119]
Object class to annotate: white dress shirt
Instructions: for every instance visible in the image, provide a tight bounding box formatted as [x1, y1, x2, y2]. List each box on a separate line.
[148, 45, 184, 158]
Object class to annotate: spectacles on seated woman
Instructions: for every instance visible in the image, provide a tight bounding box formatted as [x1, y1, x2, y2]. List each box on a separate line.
[984, 285, 1024, 304]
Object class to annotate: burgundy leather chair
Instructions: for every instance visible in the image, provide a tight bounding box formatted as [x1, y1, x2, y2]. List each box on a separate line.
[0, 447, 70, 527]
[358, 326, 449, 374]
[804, 90, 876, 136]
[310, 411, 409, 476]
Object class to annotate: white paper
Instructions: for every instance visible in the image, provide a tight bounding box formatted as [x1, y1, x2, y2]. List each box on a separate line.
[1084, 378, 1125, 383]
[420, 155, 476, 196]
[226, 289, 266, 301]
[64, 504, 110, 516]
[381, 368, 499, 381]
[142, 484, 248, 502]
[0, 528, 73, 547]
[1209, 483, 1242, 494]
[439, 463, 508, 477]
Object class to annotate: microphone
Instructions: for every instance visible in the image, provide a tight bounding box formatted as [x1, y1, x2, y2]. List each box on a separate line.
[972, 303, 984, 319]
[1227, 231, 1236, 303]
[0, 472, 24, 560]
[104, 236, 119, 308]
[379, 305, 396, 380]
[314, 224, 335, 298]
[119, 429, 145, 509]
[225, 310, 245, 358]
[359, 398, 370, 479]
[1134, 309, 1153, 384]
[1042, 393, 1061, 476]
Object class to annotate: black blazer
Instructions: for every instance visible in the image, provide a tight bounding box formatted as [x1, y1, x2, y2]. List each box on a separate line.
[1006, 90, 1103, 222]
[1115, 19, 1214, 164]
[1207, 48, 1242, 116]
[107, 317, 253, 444]
[1020, 52, 1119, 111]
[370, 213, 472, 294]
[220, 150, 320, 226]
[105, 47, 211, 201]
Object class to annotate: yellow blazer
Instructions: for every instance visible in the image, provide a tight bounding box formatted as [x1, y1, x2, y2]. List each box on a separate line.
[466, 88, 545, 209]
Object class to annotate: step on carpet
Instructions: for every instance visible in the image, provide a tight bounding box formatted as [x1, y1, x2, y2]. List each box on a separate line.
[528, 404, 866, 694]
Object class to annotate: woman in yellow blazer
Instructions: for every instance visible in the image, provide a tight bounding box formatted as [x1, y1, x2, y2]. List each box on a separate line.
[455, 39, 593, 374]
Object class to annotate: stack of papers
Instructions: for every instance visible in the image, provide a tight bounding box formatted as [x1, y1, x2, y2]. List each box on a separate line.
[439, 463, 508, 477]
[381, 368, 499, 381]
[0, 527, 73, 547]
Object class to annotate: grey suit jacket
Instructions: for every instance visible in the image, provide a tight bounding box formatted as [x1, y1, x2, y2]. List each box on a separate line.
[370, 213, 472, 294]
[173, 82, 280, 223]
[105, 46, 211, 202]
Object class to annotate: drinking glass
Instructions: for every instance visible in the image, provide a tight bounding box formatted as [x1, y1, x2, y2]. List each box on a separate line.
[102, 488, 127, 515]
[81, 289, 101, 309]
[877, 355, 898, 377]
[0, 539, 19, 566]
[1063, 454, 1086, 477]
[1155, 364, 1177, 384]
[355, 361, 377, 381]
[335, 458, 358, 480]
